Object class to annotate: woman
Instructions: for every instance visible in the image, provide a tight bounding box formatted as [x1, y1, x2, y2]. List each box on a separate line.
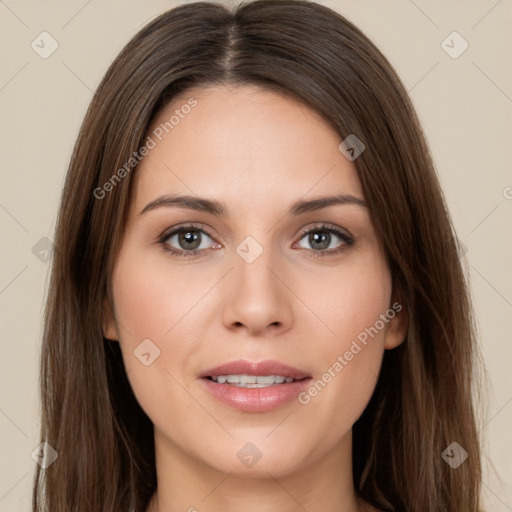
[33, 1, 483, 511]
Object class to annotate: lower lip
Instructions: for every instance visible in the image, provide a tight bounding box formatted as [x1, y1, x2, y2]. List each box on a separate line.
[201, 378, 312, 412]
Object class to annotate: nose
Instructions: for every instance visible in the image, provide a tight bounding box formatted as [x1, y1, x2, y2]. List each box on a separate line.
[221, 244, 293, 336]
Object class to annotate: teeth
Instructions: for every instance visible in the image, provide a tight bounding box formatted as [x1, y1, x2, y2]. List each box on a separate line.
[256, 375, 275, 384]
[210, 374, 296, 387]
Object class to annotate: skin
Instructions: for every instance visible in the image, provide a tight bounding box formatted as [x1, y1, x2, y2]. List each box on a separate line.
[104, 84, 407, 512]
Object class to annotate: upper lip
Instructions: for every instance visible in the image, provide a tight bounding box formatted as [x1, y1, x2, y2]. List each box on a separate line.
[199, 359, 311, 380]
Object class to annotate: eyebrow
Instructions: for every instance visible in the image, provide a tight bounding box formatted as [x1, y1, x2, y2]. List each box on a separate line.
[139, 193, 367, 217]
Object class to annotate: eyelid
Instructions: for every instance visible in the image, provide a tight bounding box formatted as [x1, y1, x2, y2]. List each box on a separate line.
[158, 222, 214, 241]
[295, 222, 353, 241]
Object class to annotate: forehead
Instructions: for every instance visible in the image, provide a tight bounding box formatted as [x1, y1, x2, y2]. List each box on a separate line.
[132, 84, 363, 215]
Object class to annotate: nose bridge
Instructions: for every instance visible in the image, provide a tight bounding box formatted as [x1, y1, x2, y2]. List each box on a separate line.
[233, 234, 282, 297]
[221, 233, 293, 333]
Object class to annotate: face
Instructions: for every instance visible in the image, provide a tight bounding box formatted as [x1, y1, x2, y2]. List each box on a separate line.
[104, 84, 407, 478]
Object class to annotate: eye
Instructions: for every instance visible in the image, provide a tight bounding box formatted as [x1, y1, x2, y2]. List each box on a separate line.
[158, 223, 354, 258]
[159, 224, 218, 257]
[294, 224, 354, 257]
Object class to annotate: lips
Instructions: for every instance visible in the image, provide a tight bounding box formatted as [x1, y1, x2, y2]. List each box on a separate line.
[199, 359, 312, 412]
[199, 359, 311, 380]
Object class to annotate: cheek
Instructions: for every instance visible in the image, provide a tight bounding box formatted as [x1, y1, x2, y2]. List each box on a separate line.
[109, 251, 200, 411]
[310, 250, 392, 347]
[111, 248, 206, 342]
[296, 254, 392, 422]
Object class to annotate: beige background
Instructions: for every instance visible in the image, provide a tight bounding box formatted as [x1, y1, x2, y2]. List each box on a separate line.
[0, 0, 511, 510]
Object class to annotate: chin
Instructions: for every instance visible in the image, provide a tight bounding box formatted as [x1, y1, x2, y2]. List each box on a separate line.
[196, 438, 312, 478]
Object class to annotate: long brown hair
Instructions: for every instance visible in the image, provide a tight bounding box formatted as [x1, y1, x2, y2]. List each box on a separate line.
[33, 1, 484, 510]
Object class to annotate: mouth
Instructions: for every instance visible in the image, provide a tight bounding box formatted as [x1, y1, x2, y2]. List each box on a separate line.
[199, 359, 312, 412]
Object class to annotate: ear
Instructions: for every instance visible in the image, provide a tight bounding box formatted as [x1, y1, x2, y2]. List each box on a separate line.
[383, 299, 408, 350]
[102, 296, 119, 341]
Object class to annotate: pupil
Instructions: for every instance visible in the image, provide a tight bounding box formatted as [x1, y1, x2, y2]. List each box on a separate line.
[179, 230, 200, 250]
[310, 231, 330, 250]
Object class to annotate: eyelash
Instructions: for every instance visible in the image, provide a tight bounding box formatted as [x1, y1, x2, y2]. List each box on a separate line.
[158, 223, 354, 258]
